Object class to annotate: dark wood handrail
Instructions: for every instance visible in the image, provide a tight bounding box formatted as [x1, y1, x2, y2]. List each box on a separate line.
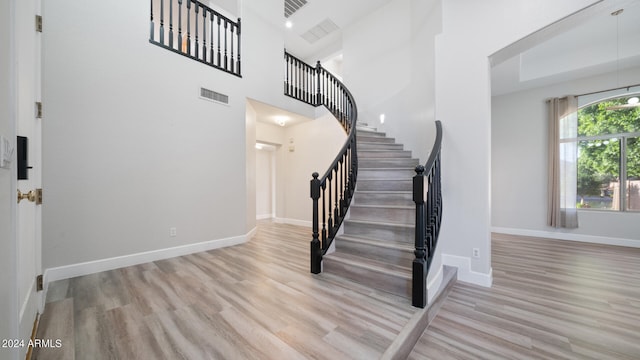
[284, 51, 358, 274]
[412, 120, 443, 308]
[149, 0, 242, 77]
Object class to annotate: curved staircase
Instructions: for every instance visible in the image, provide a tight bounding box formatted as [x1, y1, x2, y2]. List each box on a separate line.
[323, 122, 418, 299]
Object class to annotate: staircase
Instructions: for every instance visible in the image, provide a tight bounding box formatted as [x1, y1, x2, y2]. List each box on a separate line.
[322, 122, 418, 299]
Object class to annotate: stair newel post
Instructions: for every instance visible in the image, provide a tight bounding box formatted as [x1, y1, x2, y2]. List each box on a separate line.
[413, 165, 427, 308]
[311, 172, 322, 274]
[150, 0, 154, 41]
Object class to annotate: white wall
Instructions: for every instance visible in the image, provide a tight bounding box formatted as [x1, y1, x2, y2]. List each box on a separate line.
[246, 101, 257, 233]
[434, 0, 600, 284]
[42, 0, 248, 270]
[256, 147, 274, 219]
[492, 66, 640, 244]
[0, 0, 17, 357]
[342, 0, 441, 163]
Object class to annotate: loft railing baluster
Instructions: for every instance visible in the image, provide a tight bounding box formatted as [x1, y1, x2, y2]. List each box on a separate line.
[209, 14, 214, 64]
[224, 20, 228, 70]
[177, 0, 182, 51]
[150, 0, 154, 41]
[217, 17, 221, 66]
[236, 19, 241, 75]
[186, 0, 191, 56]
[202, 9, 207, 62]
[169, 0, 173, 47]
[230, 24, 235, 73]
[160, 0, 165, 44]
[194, 4, 199, 58]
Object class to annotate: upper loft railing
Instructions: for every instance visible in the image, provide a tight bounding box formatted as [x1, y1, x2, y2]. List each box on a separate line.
[149, 0, 241, 77]
[284, 51, 358, 274]
[412, 120, 443, 308]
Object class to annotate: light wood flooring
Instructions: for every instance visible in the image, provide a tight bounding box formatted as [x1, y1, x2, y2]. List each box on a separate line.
[409, 233, 640, 360]
[34, 223, 640, 359]
[34, 221, 417, 360]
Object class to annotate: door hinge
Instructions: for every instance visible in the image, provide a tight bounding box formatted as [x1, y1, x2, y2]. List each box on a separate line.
[36, 102, 42, 118]
[36, 275, 43, 292]
[36, 15, 42, 32]
[35, 188, 43, 205]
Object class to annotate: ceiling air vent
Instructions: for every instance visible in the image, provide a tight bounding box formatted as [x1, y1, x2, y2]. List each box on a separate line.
[200, 87, 229, 105]
[285, 0, 308, 18]
[301, 18, 339, 44]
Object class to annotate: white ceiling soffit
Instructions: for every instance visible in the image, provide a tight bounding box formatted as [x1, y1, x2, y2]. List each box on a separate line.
[301, 18, 340, 44]
[285, 0, 308, 18]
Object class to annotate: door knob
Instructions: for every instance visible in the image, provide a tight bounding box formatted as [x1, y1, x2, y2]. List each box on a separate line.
[17, 189, 41, 204]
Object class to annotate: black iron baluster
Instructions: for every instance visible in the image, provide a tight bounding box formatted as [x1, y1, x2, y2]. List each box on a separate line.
[311, 172, 321, 274]
[150, 0, 154, 41]
[160, 0, 165, 44]
[230, 24, 235, 73]
[224, 20, 228, 70]
[186, 0, 191, 56]
[194, 3, 199, 58]
[321, 184, 327, 250]
[236, 18, 241, 75]
[178, 0, 182, 51]
[217, 17, 221, 66]
[169, 0, 173, 47]
[316, 62, 321, 106]
[327, 173, 333, 238]
[202, 8, 207, 62]
[209, 14, 214, 64]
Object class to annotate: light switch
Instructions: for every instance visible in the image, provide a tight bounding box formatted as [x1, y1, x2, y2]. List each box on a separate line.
[0, 135, 14, 169]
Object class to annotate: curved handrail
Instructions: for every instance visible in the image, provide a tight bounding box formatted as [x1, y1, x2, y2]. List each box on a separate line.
[412, 120, 442, 308]
[284, 51, 358, 274]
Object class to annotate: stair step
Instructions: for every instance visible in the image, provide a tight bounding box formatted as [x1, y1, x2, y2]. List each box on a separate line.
[335, 235, 414, 267]
[357, 179, 412, 191]
[358, 157, 419, 168]
[354, 191, 413, 206]
[358, 136, 396, 144]
[343, 219, 413, 243]
[356, 129, 385, 137]
[322, 252, 411, 298]
[356, 126, 379, 133]
[350, 204, 414, 224]
[359, 168, 416, 180]
[359, 150, 412, 158]
[359, 142, 404, 150]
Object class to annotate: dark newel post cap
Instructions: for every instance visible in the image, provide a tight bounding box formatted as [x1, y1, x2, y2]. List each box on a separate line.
[415, 165, 425, 175]
[312, 172, 319, 179]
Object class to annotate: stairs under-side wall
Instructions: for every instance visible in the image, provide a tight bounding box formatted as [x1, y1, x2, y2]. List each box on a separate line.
[322, 122, 418, 299]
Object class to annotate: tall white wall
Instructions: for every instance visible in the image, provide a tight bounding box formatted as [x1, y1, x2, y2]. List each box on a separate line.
[342, 0, 442, 163]
[42, 0, 248, 270]
[256, 148, 274, 219]
[0, 0, 17, 357]
[434, 0, 599, 284]
[492, 66, 640, 244]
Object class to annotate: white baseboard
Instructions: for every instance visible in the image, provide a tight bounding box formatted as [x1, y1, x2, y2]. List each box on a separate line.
[274, 217, 312, 227]
[44, 231, 252, 285]
[491, 227, 640, 248]
[256, 214, 274, 220]
[442, 254, 493, 287]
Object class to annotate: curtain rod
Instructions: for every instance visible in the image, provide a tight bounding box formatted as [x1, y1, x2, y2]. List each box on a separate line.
[577, 83, 640, 97]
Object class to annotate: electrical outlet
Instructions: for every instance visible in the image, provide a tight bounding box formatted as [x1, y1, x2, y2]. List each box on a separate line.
[169, 227, 177, 237]
[473, 248, 480, 258]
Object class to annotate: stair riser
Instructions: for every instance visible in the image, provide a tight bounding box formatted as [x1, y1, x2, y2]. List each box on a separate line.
[359, 169, 416, 180]
[359, 158, 419, 168]
[359, 143, 404, 150]
[356, 130, 385, 138]
[350, 206, 414, 224]
[322, 258, 411, 298]
[343, 221, 413, 243]
[354, 193, 413, 206]
[358, 150, 411, 158]
[357, 180, 412, 191]
[335, 240, 413, 267]
[358, 136, 396, 144]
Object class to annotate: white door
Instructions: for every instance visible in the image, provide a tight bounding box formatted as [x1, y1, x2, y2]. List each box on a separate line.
[14, 0, 43, 353]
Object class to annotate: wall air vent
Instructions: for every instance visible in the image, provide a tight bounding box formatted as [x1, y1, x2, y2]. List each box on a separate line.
[301, 18, 339, 44]
[200, 87, 229, 105]
[285, 0, 308, 18]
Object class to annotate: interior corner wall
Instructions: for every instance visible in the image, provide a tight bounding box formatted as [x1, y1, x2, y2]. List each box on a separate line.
[246, 101, 257, 232]
[434, 0, 599, 278]
[342, 0, 441, 163]
[492, 66, 640, 243]
[42, 0, 247, 270]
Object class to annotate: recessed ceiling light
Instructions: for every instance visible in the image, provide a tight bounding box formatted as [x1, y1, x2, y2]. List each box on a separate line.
[285, 20, 293, 29]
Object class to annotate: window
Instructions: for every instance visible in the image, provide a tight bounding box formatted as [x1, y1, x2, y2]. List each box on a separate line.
[576, 95, 640, 211]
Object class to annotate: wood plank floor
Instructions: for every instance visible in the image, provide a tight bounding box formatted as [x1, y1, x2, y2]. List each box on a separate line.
[409, 233, 640, 360]
[34, 221, 416, 360]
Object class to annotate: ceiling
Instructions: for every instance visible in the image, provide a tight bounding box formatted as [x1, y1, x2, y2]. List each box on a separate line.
[249, 99, 314, 128]
[491, 0, 640, 96]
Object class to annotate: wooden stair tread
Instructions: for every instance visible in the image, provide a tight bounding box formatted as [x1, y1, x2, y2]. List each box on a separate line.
[336, 234, 414, 251]
[351, 204, 413, 210]
[324, 252, 411, 278]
